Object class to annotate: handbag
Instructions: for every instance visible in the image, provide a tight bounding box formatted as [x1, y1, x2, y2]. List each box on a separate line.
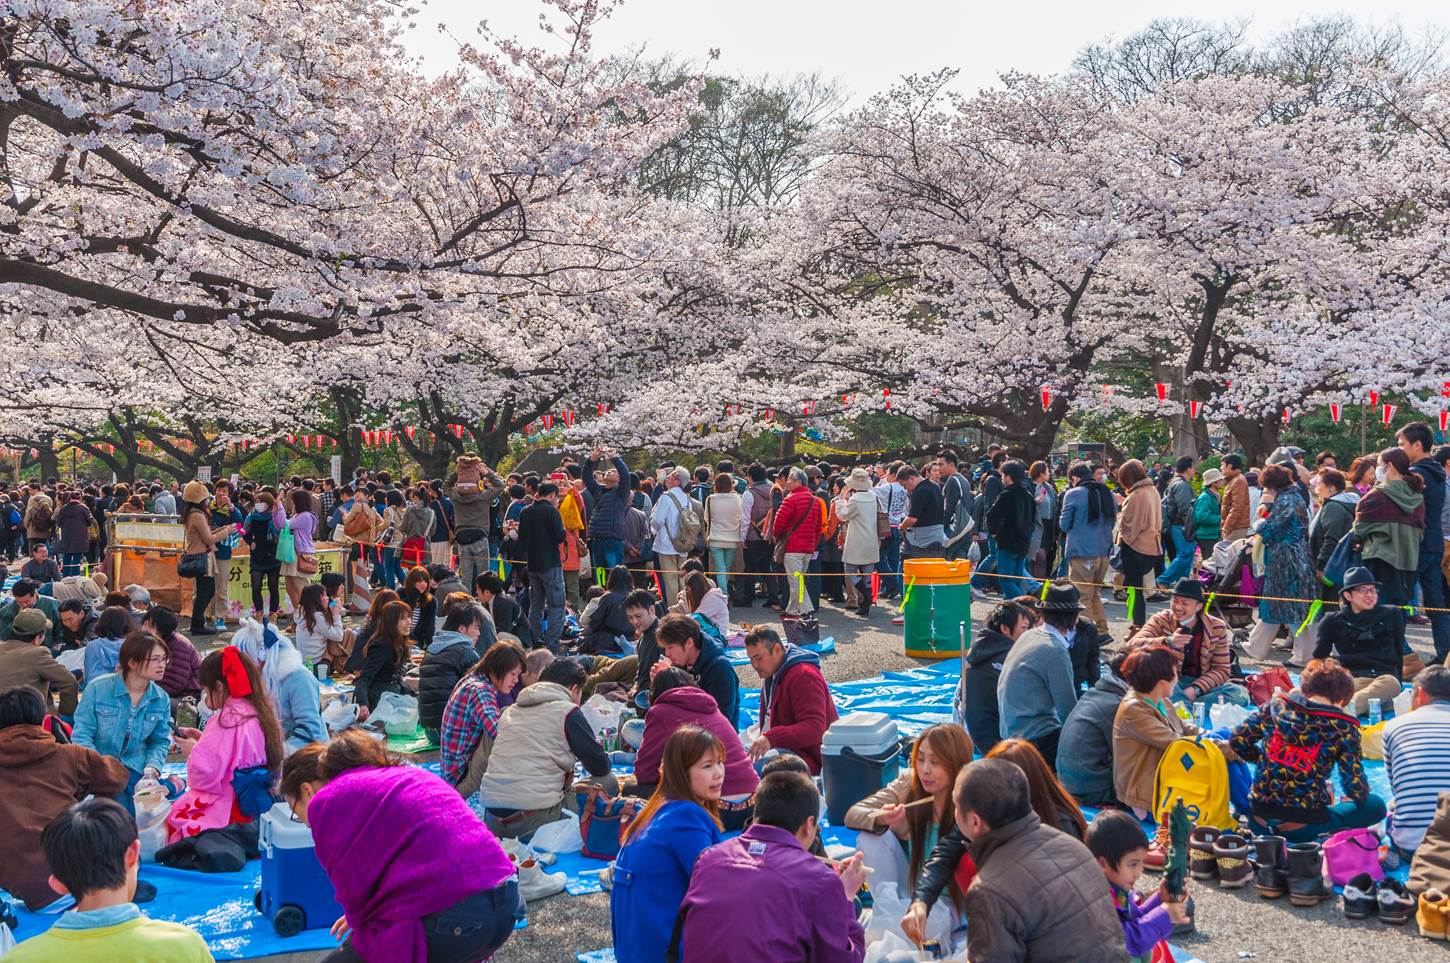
[295, 552, 319, 575]
[574, 785, 646, 860]
[1323, 827, 1384, 886]
[773, 498, 811, 565]
[784, 614, 821, 648]
[1245, 666, 1292, 706]
[176, 552, 209, 578]
[275, 522, 297, 564]
[402, 536, 426, 567]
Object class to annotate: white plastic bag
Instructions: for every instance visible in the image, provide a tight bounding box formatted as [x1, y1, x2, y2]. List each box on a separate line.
[1208, 700, 1251, 731]
[864, 882, 953, 951]
[0, 919, 16, 956]
[864, 930, 929, 963]
[580, 695, 624, 751]
[1394, 687, 1413, 718]
[372, 691, 418, 735]
[322, 699, 359, 733]
[528, 810, 583, 854]
[133, 777, 171, 861]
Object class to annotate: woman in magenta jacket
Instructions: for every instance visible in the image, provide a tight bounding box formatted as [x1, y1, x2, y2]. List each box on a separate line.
[633, 667, 757, 829]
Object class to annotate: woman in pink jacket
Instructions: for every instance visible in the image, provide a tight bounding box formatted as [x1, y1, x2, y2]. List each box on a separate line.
[633, 667, 757, 829]
[166, 648, 284, 842]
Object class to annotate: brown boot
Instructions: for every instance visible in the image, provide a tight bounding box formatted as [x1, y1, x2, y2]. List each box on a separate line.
[1145, 821, 1172, 872]
[1188, 826, 1220, 881]
[1213, 832, 1253, 889]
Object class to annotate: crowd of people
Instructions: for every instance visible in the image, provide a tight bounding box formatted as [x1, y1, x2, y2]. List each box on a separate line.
[0, 421, 1448, 961]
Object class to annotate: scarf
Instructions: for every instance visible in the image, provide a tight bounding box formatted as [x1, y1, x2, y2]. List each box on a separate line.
[1082, 480, 1114, 523]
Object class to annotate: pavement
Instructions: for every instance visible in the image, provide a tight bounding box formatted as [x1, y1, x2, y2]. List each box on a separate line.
[245, 588, 1449, 963]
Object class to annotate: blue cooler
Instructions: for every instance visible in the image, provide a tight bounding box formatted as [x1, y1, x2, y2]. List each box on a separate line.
[255, 802, 344, 937]
[821, 712, 901, 825]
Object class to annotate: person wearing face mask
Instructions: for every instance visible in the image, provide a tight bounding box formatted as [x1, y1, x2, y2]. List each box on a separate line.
[242, 492, 287, 620]
[1353, 447, 1426, 607]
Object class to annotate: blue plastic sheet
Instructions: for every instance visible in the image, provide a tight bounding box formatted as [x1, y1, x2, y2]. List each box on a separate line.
[723, 636, 836, 665]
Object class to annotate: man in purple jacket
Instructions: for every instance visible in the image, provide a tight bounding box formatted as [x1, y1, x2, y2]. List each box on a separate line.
[678, 771, 867, 962]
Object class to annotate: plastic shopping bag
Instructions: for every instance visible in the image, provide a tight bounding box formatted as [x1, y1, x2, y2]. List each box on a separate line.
[371, 691, 419, 735]
[580, 695, 624, 751]
[322, 699, 359, 733]
[863, 880, 953, 951]
[528, 811, 583, 854]
[864, 930, 930, 963]
[134, 777, 172, 861]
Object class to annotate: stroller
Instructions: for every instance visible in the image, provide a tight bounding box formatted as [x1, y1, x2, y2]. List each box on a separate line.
[1201, 538, 1258, 635]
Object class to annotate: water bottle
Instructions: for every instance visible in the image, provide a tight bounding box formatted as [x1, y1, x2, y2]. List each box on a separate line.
[1198, 699, 1212, 730]
[1367, 698, 1382, 726]
[1209, 694, 1227, 730]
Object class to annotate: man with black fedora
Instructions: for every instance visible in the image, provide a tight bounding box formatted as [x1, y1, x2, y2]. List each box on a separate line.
[1134, 577, 1247, 706]
[1035, 582, 1102, 693]
[1313, 565, 1405, 717]
[997, 581, 1082, 768]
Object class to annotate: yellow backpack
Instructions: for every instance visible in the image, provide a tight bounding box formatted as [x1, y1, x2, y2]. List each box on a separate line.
[1152, 737, 1234, 830]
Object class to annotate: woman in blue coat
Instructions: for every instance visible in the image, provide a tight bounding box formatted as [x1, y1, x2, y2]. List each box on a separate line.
[610, 725, 725, 963]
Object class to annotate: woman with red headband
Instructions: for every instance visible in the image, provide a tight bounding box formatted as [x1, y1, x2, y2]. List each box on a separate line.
[165, 647, 284, 842]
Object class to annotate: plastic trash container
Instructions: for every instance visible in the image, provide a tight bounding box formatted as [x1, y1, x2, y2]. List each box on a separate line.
[822, 711, 901, 824]
[256, 802, 344, 937]
[901, 558, 973, 659]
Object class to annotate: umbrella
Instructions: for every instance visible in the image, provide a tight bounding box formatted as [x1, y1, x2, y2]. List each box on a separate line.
[1164, 797, 1192, 899]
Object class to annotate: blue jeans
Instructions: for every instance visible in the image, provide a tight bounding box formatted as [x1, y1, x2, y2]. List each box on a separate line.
[709, 546, 734, 596]
[1157, 527, 1195, 587]
[1416, 547, 1450, 660]
[996, 550, 1041, 597]
[61, 553, 84, 576]
[529, 567, 567, 650]
[590, 538, 624, 571]
[879, 530, 902, 595]
[1249, 794, 1387, 844]
[1176, 677, 1251, 707]
[976, 536, 999, 593]
[379, 547, 404, 589]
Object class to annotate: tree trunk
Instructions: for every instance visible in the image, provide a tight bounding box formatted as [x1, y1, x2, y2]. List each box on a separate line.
[1227, 414, 1282, 467]
[37, 437, 59, 482]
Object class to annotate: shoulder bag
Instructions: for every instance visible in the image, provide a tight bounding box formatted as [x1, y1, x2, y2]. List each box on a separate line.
[773, 497, 810, 565]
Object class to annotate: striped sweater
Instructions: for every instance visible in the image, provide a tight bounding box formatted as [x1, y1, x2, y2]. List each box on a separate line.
[1383, 701, 1450, 851]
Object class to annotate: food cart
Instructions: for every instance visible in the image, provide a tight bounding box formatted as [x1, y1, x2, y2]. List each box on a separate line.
[106, 513, 347, 621]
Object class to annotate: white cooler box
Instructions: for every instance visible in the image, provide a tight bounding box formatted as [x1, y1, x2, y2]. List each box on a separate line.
[821, 712, 901, 825]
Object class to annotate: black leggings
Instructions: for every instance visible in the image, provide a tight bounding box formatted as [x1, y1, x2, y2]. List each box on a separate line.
[190, 575, 215, 631]
[251, 568, 280, 615]
[323, 880, 522, 963]
[1119, 545, 1162, 627]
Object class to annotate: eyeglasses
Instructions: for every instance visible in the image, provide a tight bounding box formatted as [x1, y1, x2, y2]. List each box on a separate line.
[145, 655, 171, 666]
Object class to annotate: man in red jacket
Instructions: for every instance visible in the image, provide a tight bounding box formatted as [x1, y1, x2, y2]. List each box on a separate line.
[771, 468, 821, 617]
[744, 627, 838, 774]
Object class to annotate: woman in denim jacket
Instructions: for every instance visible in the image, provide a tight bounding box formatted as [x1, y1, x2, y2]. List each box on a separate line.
[73, 630, 173, 814]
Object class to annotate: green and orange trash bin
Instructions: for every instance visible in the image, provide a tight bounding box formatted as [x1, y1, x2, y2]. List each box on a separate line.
[900, 558, 973, 659]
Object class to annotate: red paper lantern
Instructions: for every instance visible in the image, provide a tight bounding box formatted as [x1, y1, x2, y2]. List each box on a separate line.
[1441, 411, 1449, 432]
[1383, 403, 1397, 426]
[763, 407, 775, 420]
[1040, 387, 1051, 410]
[1189, 400, 1201, 419]
[597, 403, 609, 416]
[1330, 403, 1342, 424]
[1282, 408, 1291, 424]
[541, 414, 555, 430]
[883, 388, 891, 410]
[1155, 383, 1168, 402]
[1369, 390, 1380, 408]
[1442, 381, 1450, 398]
[802, 401, 815, 416]
[286, 434, 295, 444]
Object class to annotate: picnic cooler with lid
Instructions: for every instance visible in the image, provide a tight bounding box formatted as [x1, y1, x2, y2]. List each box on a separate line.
[901, 559, 973, 659]
[255, 802, 344, 937]
[822, 711, 901, 824]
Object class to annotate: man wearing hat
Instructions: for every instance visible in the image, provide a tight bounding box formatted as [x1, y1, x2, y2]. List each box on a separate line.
[0, 579, 62, 653]
[1134, 577, 1247, 706]
[1312, 566, 1405, 716]
[0, 607, 78, 715]
[997, 581, 1082, 767]
[1035, 582, 1102, 692]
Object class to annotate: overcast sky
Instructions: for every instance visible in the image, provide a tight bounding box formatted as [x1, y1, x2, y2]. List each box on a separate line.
[402, 0, 1449, 102]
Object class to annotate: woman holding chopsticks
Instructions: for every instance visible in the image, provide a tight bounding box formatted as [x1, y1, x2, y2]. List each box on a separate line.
[843, 724, 974, 909]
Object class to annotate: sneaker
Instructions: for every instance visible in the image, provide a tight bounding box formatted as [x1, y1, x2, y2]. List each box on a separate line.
[1418, 888, 1449, 939]
[1378, 877, 1414, 925]
[516, 857, 566, 901]
[213, 618, 226, 632]
[1342, 872, 1378, 920]
[891, 615, 905, 626]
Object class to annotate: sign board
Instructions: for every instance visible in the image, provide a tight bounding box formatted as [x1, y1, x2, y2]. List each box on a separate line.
[218, 546, 348, 618]
[330, 455, 342, 486]
[197, 465, 212, 483]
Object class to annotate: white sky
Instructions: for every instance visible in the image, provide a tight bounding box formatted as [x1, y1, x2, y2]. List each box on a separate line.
[403, 0, 1450, 102]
